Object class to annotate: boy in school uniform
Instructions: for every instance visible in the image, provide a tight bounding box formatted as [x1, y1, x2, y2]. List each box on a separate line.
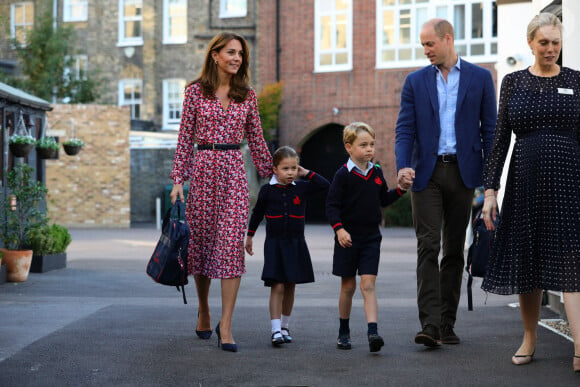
[326, 122, 409, 352]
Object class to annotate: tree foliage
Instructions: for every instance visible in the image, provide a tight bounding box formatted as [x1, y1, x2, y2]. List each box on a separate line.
[0, 3, 99, 103]
[257, 81, 284, 141]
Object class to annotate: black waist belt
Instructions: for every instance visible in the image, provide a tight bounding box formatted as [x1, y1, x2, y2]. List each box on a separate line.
[197, 143, 240, 150]
[437, 154, 457, 163]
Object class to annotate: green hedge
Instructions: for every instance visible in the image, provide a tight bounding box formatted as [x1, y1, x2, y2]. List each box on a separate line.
[26, 224, 72, 255]
[383, 192, 413, 227]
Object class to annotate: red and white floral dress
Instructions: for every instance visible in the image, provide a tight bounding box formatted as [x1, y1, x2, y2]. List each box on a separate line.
[170, 83, 272, 279]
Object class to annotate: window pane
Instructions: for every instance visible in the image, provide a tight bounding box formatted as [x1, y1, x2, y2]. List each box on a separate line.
[491, 42, 497, 54]
[415, 47, 423, 59]
[382, 49, 395, 62]
[455, 44, 466, 56]
[399, 48, 412, 60]
[491, 2, 497, 38]
[416, 0, 428, 3]
[336, 14, 347, 49]
[383, 11, 394, 45]
[453, 5, 465, 40]
[320, 16, 331, 50]
[125, 2, 142, 17]
[382, 0, 395, 5]
[320, 53, 332, 66]
[336, 0, 348, 11]
[335, 52, 348, 64]
[399, 10, 410, 44]
[471, 3, 483, 39]
[125, 21, 141, 38]
[416, 7, 428, 38]
[400, 0, 411, 5]
[471, 43, 484, 55]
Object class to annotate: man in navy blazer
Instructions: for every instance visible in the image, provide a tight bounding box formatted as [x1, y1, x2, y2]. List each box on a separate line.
[395, 18, 497, 347]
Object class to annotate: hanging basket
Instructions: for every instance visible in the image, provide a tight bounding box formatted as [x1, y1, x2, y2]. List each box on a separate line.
[63, 144, 82, 156]
[36, 147, 58, 159]
[9, 142, 34, 158]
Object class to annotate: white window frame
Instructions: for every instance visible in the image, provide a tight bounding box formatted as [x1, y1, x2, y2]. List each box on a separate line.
[162, 79, 186, 130]
[220, 0, 247, 18]
[10, 2, 34, 45]
[63, 0, 88, 22]
[376, 0, 497, 69]
[119, 79, 143, 120]
[118, 0, 143, 47]
[314, 0, 353, 73]
[163, 0, 187, 44]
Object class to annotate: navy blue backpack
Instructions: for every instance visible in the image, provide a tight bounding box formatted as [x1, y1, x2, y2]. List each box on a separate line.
[147, 199, 190, 304]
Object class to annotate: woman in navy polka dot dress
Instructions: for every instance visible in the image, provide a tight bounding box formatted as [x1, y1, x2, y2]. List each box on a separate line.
[481, 13, 580, 372]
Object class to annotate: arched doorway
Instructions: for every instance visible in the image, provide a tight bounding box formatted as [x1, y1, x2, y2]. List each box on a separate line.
[299, 123, 348, 223]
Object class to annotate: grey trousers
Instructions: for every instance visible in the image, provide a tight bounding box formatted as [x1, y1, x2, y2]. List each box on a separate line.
[411, 161, 474, 329]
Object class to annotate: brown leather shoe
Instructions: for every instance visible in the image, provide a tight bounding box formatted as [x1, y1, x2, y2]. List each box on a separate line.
[414, 325, 441, 347]
[440, 325, 460, 344]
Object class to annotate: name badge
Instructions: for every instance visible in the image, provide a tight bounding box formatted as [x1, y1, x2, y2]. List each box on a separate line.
[557, 88, 574, 95]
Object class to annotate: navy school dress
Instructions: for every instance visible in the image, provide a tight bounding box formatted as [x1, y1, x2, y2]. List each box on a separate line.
[247, 171, 330, 286]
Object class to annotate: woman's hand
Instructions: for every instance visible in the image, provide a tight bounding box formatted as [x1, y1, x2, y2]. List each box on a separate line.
[482, 189, 498, 231]
[170, 183, 184, 205]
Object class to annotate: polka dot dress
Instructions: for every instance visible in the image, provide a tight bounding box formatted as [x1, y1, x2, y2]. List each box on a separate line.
[482, 67, 580, 295]
[171, 83, 273, 279]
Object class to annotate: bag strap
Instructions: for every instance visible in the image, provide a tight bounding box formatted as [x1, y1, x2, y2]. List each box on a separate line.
[177, 285, 187, 304]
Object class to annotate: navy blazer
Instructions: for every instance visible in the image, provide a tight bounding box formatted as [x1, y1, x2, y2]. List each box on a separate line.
[395, 59, 497, 191]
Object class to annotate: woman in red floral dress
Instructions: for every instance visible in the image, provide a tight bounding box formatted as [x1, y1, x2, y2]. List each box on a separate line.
[170, 32, 272, 352]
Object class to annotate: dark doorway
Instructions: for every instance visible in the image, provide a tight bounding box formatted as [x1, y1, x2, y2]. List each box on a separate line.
[299, 123, 348, 223]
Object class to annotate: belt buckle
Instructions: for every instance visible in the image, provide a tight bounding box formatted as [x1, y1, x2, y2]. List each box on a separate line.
[440, 154, 451, 163]
[212, 143, 216, 150]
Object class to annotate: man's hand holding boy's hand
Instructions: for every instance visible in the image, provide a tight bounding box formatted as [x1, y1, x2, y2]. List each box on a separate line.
[397, 168, 415, 190]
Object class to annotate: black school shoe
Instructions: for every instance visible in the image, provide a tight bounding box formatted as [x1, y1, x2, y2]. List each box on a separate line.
[337, 334, 352, 350]
[368, 334, 384, 352]
[414, 324, 441, 347]
[440, 325, 460, 344]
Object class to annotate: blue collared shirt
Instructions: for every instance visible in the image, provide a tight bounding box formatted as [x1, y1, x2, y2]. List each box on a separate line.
[435, 57, 461, 155]
[346, 159, 373, 176]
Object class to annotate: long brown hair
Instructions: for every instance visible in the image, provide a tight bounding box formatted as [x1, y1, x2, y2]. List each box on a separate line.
[186, 32, 251, 102]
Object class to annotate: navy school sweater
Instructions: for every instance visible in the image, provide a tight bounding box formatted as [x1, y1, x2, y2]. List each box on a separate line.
[325, 164, 405, 236]
[247, 171, 330, 238]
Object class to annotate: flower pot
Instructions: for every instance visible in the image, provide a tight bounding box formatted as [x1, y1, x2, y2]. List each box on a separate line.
[63, 144, 82, 156]
[9, 143, 34, 158]
[36, 147, 58, 159]
[0, 263, 6, 284]
[31, 253, 67, 273]
[0, 248, 33, 282]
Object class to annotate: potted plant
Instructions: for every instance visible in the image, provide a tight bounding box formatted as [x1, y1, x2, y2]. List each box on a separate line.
[35, 136, 60, 159]
[62, 138, 85, 156]
[9, 135, 36, 158]
[27, 223, 71, 273]
[0, 250, 5, 285]
[0, 163, 48, 282]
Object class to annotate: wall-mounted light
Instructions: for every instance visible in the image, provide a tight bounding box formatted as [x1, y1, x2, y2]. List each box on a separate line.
[332, 107, 340, 115]
[506, 55, 522, 66]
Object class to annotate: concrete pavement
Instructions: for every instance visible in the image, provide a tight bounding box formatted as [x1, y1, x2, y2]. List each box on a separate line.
[0, 225, 578, 386]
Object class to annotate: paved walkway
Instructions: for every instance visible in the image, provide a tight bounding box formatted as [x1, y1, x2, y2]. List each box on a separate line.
[0, 225, 578, 386]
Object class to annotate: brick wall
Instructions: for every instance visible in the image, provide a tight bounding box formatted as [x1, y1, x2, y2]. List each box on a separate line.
[256, 1, 497, 187]
[45, 104, 131, 228]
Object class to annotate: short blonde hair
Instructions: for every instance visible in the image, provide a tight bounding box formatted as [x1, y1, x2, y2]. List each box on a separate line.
[343, 122, 375, 145]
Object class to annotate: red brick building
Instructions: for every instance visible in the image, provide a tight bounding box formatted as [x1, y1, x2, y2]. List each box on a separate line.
[256, 0, 498, 205]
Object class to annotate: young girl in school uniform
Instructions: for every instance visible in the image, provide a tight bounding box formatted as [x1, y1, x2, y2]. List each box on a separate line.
[245, 146, 330, 346]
